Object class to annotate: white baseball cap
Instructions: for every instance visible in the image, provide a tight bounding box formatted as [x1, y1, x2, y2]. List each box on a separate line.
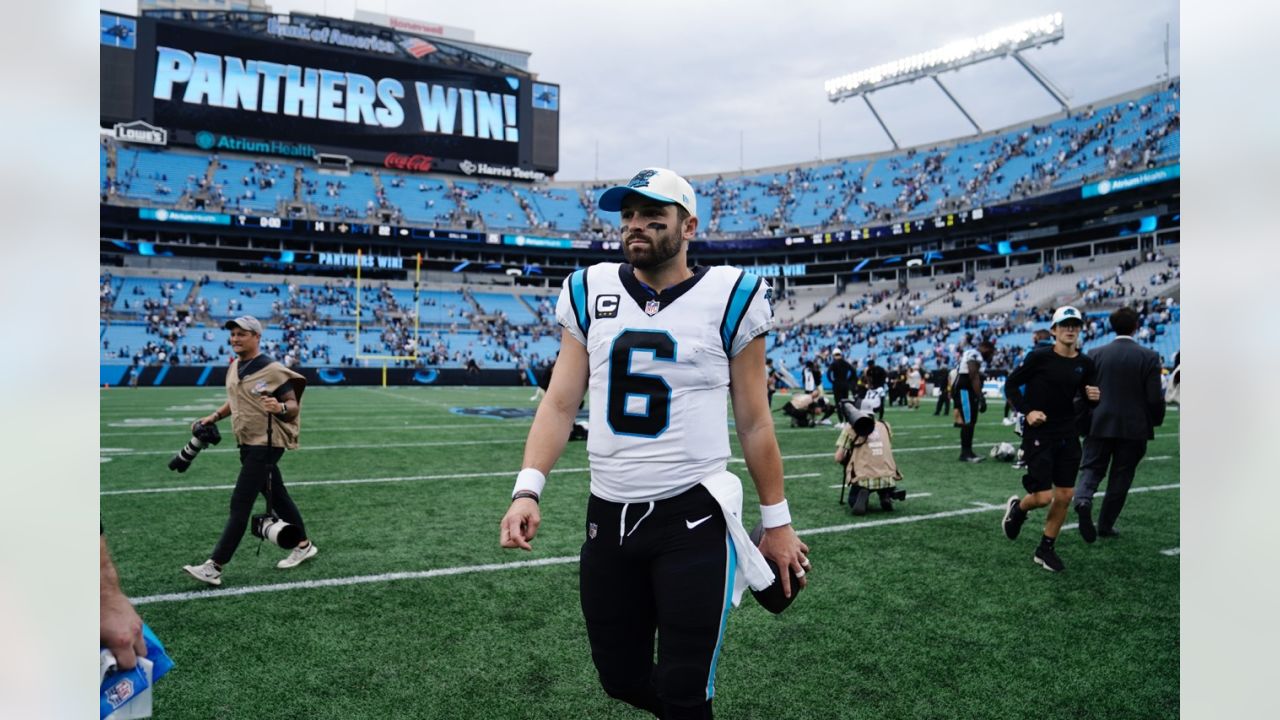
[598, 167, 697, 219]
[1051, 305, 1084, 327]
[224, 315, 264, 334]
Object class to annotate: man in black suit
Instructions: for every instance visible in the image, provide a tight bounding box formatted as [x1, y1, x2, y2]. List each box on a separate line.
[1073, 307, 1166, 542]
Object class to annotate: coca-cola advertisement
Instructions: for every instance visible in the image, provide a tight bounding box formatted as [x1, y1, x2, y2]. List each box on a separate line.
[384, 153, 435, 172]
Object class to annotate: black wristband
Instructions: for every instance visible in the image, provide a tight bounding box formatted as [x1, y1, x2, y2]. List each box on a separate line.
[512, 490, 540, 504]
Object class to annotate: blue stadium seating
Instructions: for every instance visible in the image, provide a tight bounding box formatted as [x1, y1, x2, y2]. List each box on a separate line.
[453, 180, 530, 229]
[526, 187, 588, 231]
[379, 174, 457, 225]
[115, 147, 210, 204]
[472, 292, 537, 324]
[300, 168, 378, 218]
[212, 158, 296, 214]
[195, 280, 282, 318]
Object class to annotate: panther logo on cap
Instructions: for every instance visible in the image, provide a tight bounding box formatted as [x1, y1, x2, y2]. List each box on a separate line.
[627, 169, 657, 188]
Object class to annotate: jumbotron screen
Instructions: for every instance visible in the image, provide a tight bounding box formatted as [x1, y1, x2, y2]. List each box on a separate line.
[101, 12, 559, 178]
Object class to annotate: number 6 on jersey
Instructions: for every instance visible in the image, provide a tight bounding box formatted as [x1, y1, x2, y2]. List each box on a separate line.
[607, 329, 676, 438]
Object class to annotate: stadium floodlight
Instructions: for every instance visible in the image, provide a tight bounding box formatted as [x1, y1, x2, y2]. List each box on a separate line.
[825, 13, 1064, 102]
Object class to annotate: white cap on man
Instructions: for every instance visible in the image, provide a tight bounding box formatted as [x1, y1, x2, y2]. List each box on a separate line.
[224, 316, 263, 334]
[598, 168, 697, 219]
[1051, 306, 1084, 327]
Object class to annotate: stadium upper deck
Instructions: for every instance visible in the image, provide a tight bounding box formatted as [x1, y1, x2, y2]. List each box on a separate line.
[101, 79, 1179, 241]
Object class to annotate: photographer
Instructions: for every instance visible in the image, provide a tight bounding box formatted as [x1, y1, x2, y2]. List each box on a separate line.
[182, 316, 315, 586]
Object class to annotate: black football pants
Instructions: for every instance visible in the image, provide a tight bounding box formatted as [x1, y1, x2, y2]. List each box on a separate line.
[580, 485, 736, 720]
[211, 445, 307, 565]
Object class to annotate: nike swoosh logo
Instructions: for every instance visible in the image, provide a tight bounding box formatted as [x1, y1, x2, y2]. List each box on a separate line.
[686, 515, 714, 530]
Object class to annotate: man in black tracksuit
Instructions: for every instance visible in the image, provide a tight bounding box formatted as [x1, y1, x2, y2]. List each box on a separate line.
[1000, 306, 1100, 572]
[826, 349, 856, 404]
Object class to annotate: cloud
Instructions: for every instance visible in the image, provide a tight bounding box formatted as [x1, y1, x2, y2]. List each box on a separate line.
[235, 0, 1179, 180]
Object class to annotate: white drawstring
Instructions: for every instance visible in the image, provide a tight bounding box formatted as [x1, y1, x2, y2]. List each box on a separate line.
[618, 501, 656, 545]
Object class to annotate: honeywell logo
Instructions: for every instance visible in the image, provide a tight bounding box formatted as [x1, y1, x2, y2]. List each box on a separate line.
[389, 17, 446, 36]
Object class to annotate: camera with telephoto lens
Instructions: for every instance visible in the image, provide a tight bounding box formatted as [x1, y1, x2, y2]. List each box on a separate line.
[168, 421, 223, 473]
[838, 399, 877, 438]
[251, 513, 302, 549]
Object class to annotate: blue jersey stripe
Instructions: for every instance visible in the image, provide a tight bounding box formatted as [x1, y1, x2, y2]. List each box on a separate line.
[569, 269, 590, 336]
[720, 273, 760, 354]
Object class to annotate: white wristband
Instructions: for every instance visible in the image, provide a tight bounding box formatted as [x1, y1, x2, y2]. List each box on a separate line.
[759, 499, 791, 528]
[513, 468, 547, 498]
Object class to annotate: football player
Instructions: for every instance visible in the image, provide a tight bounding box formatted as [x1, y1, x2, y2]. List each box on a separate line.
[499, 168, 809, 719]
[953, 338, 995, 462]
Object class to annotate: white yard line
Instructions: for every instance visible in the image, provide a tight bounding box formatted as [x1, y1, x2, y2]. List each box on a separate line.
[103, 437, 532, 458]
[131, 484, 1179, 605]
[102, 467, 592, 496]
[100, 422, 535, 437]
[1160, 547, 1180, 556]
[136, 556, 580, 606]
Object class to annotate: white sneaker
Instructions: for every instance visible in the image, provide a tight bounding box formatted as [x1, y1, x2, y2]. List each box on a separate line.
[277, 543, 318, 569]
[182, 560, 222, 586]
[1002, 417, 1016, 426]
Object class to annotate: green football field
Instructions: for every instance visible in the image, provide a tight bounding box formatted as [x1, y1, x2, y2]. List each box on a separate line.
[100, 386, 1180, 719]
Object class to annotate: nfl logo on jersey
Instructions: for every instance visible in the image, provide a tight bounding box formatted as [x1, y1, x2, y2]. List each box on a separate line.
[644, 300, 661, 316]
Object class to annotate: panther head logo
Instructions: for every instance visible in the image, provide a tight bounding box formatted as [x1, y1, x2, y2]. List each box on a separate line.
[627, 169, 658, 188]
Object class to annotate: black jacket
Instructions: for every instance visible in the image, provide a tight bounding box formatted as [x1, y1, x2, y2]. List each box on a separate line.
[827, 358, 855, 388]
[1086, 337, 1166, 440]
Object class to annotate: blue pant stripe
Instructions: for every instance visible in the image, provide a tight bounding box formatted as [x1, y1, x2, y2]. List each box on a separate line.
[705, 534, 737, 700]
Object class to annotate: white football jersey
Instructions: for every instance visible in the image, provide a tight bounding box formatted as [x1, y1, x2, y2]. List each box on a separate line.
[956, 348, 985, 377]
[556, 263, 773, 502]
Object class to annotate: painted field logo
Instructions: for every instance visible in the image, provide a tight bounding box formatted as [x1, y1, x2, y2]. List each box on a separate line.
[450, 407, 537, 419]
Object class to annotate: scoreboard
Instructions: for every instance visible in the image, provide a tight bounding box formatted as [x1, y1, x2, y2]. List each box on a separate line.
[100, 11, 559, 178]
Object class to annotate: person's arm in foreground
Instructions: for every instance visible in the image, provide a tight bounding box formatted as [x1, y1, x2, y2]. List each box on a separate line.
[730, 337, 810, 598]
[499, 329, 589, 551]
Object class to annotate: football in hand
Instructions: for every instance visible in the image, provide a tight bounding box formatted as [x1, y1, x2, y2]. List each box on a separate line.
[748, 522, 803, 614]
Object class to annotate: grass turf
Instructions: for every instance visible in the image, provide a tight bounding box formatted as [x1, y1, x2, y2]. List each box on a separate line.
[100, 386, 1179, 719]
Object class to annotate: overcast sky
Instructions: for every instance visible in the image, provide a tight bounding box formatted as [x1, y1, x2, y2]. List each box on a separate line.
[105, 0, 1179, 181]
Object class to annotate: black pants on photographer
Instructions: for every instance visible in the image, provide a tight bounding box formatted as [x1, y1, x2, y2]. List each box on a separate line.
[211, 445, 307, 565]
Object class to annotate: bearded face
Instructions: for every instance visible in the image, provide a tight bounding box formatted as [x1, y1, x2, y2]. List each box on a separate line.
[619, 197, 690, 270]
